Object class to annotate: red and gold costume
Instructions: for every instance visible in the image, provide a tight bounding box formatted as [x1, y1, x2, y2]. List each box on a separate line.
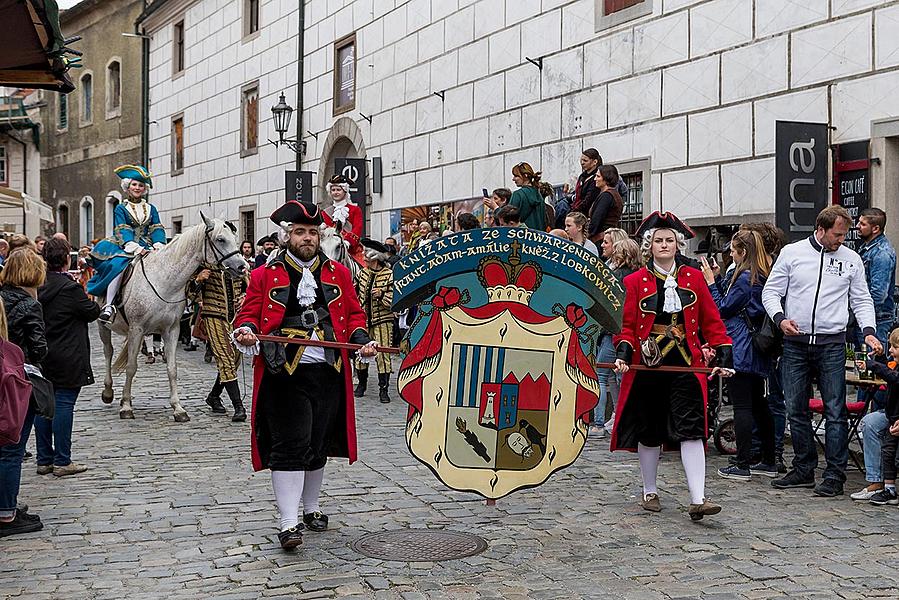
[322, 201, 365, 266]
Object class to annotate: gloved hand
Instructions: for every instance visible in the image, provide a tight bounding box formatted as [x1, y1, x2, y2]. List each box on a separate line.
[153, 242, 165, 251]
[124, 241, 142, 254]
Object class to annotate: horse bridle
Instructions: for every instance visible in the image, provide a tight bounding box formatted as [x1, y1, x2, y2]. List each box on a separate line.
[138, 222, 242, 306]
[203, 221, 241, 268]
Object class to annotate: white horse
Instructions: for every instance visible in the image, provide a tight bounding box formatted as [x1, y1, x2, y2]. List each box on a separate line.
[99, 213, 247, 421]
[320, 222, 361, 279]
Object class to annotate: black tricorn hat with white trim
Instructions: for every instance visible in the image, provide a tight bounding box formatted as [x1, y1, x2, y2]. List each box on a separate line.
[635, 211, 696, 240]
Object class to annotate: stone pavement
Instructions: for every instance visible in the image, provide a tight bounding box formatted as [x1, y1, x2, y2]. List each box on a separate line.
[3, 327, 899, 599]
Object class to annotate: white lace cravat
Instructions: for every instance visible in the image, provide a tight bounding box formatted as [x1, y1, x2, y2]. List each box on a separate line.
[288, 250, 317, 307]
[332, 200, 350, 224]
[657, 263, 682, 313]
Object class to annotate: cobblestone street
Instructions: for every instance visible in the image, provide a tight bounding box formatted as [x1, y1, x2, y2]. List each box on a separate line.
[3, 327, 899, 599]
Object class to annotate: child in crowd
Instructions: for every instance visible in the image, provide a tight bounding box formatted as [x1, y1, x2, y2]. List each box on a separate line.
[861, 328, 899, 505]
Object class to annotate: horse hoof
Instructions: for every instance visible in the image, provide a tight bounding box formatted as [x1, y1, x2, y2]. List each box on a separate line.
[173, 413, 190, 423]
[101, 390, 114, 404]
[120, 410, 135, 420]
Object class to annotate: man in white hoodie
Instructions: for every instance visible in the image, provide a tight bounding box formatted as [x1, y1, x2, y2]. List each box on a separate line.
[762, 205, 882, 497]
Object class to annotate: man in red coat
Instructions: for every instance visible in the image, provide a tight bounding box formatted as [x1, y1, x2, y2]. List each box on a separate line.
[233, 200, 376, 550]
[321, 174, 365, 266]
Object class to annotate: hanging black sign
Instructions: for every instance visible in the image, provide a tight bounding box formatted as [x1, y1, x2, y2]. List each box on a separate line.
[833, 140, 870, 252]
[775, 121, 829, 243]
[285, 171, 315, 203]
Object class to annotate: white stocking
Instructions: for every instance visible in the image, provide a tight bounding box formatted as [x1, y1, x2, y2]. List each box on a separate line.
[302, 467, 325, 514]
[105, 272, 124, 306]
[637, 443, 661, 497]
[680, 439, 706, 504]
[271, 470, 304, 531]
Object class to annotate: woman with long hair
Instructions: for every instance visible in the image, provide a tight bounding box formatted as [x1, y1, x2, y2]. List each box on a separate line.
[508, 162, 546, 231]
[588, 165, 623, 242]
[593, 237, 643, 436]
[563, 212, 599, 256]
[701, 230, 776, 480]
[612, 212, 733, 520]
[600, 227, 629, 261]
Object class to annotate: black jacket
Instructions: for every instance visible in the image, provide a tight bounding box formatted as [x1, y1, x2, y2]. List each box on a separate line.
[573, 168, 599, 214]
[0, 284, 47, 366]
[37, 271, 101, 388]
[587, 189, 623, 240]
[867, 358, 899, 422]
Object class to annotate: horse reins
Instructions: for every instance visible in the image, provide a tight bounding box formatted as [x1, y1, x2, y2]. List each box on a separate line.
[136, 225, 241, 306]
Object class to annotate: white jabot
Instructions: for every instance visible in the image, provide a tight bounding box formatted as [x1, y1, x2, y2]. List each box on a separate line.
[656, 263, 682, 313]
[331, 200, 350, 224]
[288, 250, 318, 307]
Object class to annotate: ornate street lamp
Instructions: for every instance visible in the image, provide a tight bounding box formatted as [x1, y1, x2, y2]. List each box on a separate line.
[269, 92, 305, 155]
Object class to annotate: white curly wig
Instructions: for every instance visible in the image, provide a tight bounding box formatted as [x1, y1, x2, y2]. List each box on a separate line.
[641, 227, 687, 263]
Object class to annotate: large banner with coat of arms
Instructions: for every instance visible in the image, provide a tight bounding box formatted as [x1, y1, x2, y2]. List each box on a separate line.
[392, 227, 625, 499]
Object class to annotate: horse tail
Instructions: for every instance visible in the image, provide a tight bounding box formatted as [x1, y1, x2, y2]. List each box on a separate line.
[112, 337, 130, 373]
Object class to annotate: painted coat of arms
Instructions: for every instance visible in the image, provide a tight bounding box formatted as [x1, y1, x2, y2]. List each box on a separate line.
[393, 228, 624, 498]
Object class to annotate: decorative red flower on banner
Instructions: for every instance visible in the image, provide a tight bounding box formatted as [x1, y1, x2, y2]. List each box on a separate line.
[432, 286, 462, 309]
[564, 304, 588, 329]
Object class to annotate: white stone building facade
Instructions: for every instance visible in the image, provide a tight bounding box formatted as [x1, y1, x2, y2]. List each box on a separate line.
[141, 0, 899, 243]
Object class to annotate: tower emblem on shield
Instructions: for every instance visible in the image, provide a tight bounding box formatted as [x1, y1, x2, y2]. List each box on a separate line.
[393, 230, 623, 499]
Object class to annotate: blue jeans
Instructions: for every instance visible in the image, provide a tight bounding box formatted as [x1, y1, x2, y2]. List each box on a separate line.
[0, 404, 36, 519]
[34, 387, 80, 467]
[861, 410, 889, 483]
[595, 335, 617, 424]
[781, 341, 848, 483]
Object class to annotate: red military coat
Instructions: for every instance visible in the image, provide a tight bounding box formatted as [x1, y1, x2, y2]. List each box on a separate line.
[610, 264, 732, 452]
[322, 203, 365, 266]
[235, 252, 368, 471]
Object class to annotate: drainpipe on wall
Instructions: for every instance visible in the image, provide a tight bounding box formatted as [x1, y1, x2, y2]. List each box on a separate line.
[295, 1, 305, 173]
[139, 24, 149, 166]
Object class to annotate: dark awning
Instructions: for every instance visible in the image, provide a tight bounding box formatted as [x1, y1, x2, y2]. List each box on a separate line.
[0, 0, 75, 93]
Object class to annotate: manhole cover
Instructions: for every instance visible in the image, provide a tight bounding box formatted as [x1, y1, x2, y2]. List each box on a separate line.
[351, 529, 488, 562]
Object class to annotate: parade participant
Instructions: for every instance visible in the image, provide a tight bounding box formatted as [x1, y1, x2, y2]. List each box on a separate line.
[321, 175, 365, 265]
[232, 200, 376, 551]
[189, 264, 247, 421]
[254, 234, 278, 269]
[354, 239, 394, 403]
[612, 211, 734, 520]
[240, 240, 255, 270]
[88, 165, 166, 324]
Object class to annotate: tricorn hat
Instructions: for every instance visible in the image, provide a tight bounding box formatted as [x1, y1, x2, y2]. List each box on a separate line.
[114, 164, 153, 188]
[269, 200, 322, 226]
[360, 237, 389, 254]
[256, 233, 277, 247]
[635, 211, 695, 240]
[328, 174, 353, 186]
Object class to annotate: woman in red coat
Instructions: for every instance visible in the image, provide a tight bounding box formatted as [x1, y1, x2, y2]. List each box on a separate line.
[321, 174, 365, 267]
[611, 212, 734, 521]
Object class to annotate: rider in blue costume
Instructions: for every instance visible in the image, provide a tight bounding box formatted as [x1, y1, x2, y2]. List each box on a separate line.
[89, 165, 166, 324]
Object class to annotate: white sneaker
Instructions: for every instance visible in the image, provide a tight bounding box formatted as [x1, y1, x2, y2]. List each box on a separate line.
[850, 485, 883, 501]
[604, 415, 615, 433]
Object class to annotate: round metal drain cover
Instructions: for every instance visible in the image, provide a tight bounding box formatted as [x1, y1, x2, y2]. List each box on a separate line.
[351, 529, 488, 562]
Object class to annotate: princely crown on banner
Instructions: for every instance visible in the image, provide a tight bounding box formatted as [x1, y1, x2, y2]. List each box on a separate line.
[476, 240, 543, 304]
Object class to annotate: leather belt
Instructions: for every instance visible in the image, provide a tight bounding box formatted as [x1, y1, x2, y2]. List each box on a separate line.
[650, 324, 684, 341]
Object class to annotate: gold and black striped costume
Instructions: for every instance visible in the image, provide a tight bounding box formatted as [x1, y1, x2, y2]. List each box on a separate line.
[354, 266, 394, 374]
[189, 265, 247, 383]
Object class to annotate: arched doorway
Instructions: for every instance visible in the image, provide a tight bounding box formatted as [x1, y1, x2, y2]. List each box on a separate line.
[317, 117, 368, 208]
[105, 190, 121, 238]
[80, 196, 94, 246]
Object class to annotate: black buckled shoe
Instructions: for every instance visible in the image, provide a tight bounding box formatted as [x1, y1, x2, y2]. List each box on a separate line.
[205, 395, 227, 414]
[302, 511, 329, 532]
[0, 510, 43, 538]
[277, 526, 303, 550]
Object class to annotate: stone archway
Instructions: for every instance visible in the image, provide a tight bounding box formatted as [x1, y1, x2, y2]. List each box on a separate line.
[317, 116, 368, 206]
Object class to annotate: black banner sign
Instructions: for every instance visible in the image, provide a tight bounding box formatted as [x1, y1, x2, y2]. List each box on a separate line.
[775, 121, 829, 243]
[285, 171, 314, 204]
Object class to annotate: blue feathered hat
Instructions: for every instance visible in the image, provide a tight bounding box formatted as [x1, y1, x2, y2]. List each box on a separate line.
[114, 165, 153, 188]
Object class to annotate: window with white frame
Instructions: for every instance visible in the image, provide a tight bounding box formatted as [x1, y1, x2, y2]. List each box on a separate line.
[80, 196, 94, 244]
[172, 217, 183, 235]
[0, 146, 6, 186]
[172, 114, 184, 174]
[105, 191, 121, 237]
[240, 82, 259, 157]
[244, 0, 260, 38]
[596, 0, 653, 31]
[173, 19, 185, 75]
[80, 72, 93, 124]
[57, 203, 70, 238]
[106, 59, 121, 117]
[240, 208, 255, 249]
